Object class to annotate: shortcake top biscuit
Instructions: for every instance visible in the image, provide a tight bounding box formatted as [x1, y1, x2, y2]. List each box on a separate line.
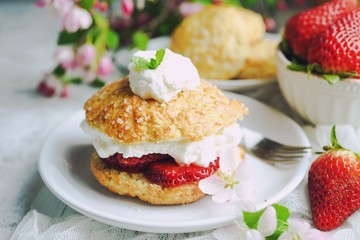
[84, 78, 248, 144]
[170, 5, 265, 80]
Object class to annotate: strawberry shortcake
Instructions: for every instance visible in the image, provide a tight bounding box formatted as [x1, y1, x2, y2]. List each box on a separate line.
[81, 49, 248, 204]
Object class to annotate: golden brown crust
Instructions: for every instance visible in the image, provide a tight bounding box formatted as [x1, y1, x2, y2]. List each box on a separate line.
[90, 152, 205, 205]
[237, 40, 278, 79]
[84, 78, 248, 144]
[170, 5, 265, 80]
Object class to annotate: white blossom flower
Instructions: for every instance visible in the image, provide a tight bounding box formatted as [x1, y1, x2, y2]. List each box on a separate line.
[279, 218, 331, 240]
[213, 206, 278, 240]
[199, 147, 255, 207]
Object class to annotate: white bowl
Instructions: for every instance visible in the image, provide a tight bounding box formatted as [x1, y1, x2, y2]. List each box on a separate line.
[276, 49, 360, 127]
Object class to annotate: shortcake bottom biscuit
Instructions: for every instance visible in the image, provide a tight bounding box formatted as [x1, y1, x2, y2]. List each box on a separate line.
[90, 152, 205, 205]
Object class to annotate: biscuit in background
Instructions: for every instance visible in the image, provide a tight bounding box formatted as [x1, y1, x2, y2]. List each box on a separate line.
[237, 40, 278, 80]
[170, 5, 265, 80]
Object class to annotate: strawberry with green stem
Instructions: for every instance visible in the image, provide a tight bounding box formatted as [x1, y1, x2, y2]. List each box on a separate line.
[308, 126, 360, 231]
[307, 9, 360, 83]
[284, 0, 358, 61]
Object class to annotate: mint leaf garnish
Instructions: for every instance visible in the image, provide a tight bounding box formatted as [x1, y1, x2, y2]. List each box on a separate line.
[131, 48, 166, 71]
[155, 48, 165, 66]
[131, 56, 151, 71]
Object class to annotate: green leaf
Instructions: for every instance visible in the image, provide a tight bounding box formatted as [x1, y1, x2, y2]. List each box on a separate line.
[66, 77, 83, 85]
[57, 30, 87, 45]
[243, 209, 265, 229]
[131, 56, 151, 70]
[273, 204, 290, 223]
[89, 78, 105, 88]
[287, 63, 307, 72]
[106, 30, 119, 50]
[322, 74, 340, 85]
[52, 65, 65, 77]
[132, 31, 149, 50]
[78, 0, 96, 11]
[155, 48, 165, 67]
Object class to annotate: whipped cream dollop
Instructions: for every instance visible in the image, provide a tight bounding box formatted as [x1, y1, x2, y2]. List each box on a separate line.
[81, 121, 243, 167]
[128, 48, 200, 102]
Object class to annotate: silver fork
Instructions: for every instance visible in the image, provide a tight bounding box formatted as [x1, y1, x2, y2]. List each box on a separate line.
[242, 128, 312, 164]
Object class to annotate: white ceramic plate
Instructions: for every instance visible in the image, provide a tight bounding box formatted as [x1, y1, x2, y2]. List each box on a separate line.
[38, 93, 310, 234]
[115, 34, 281, 91]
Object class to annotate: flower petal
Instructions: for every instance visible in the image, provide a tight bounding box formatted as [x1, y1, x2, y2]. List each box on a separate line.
[244, 229, 265, 240]
[235, 158, 252, 181]
[234, 182, 256, 202]
[257, 206, 277, 237]
[198, 175, 225, 195]
[219, 147, 240, 174]
[278, 231, 292, 240]
[212, 187, 235, 203]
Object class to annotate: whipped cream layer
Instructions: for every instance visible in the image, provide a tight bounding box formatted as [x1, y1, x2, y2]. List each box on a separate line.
[128, 49, 200, 102]
[81, 121, 243, 167]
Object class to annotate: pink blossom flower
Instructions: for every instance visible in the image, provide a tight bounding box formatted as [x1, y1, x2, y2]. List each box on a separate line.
[179, 2, 204, 17]
[97, 55, 114, 77]
[198, 148, 256, 209]
[121, 0, 134, 19]
[76, 44, 96, 67]
[55, 46, 77, 70]
[62, 6, 92, 33]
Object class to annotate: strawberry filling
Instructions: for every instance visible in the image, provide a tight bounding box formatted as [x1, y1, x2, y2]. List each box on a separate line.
[100, 153, 219, 187]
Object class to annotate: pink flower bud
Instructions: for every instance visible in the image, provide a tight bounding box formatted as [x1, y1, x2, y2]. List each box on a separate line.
[97, 55, 113, 77]
[34, 0, 47, 8]
[37, 73, 65, 97]
[121, 0, 134, 19]
[55, 47, 78, 70]
[76, 44, 96, 67]
[62, 6, 93, 33]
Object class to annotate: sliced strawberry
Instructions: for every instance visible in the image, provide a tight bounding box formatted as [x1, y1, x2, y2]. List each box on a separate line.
[144, 158, 219, 187]
[101, 153, 172, 173]
[284, 0, 358, 60]
[308, 126, 360, 231]
[307, 10, 360, 77]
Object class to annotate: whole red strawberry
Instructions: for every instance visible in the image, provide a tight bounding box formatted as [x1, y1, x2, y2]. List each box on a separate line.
[284, 0, 358, 60]
[308, 126, 360, 231]
[307, 10, 360, 78]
